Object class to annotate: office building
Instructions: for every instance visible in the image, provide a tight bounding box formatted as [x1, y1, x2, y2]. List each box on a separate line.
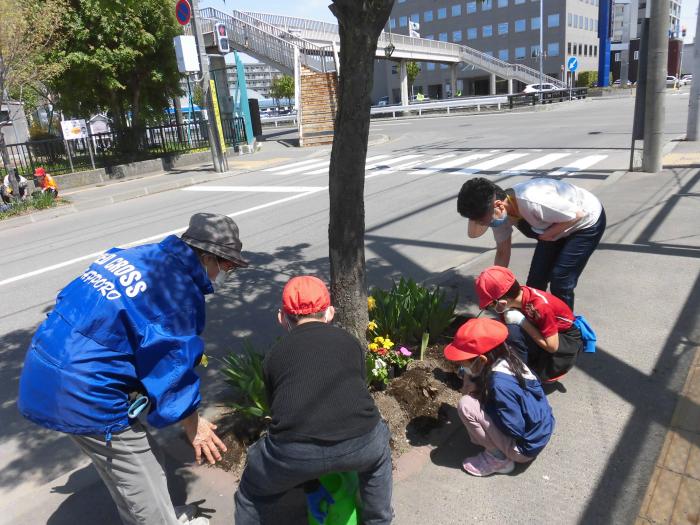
[373, 0, 603, 101]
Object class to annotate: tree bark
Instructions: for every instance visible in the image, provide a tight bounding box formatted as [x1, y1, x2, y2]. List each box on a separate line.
[328, 0, 393, 342]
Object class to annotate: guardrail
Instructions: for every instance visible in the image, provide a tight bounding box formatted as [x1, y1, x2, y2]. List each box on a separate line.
[260, 115, 298, 127]
[371, 96, 508, 118]
[507, 88, 588, 108]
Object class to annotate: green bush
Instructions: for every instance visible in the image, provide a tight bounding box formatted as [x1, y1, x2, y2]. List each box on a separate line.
[0, 192, 59, 220]
[369, 278, 457, 357]
[220, 340, 270, 420]
[576, 71, 614, 88]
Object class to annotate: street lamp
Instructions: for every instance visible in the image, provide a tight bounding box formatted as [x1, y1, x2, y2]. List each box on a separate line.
[384, 43, 395, 58]
[539, 0, 544, 102]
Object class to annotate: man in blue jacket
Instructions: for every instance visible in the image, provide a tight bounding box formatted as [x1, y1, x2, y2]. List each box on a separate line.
[18, 212, 248, 525]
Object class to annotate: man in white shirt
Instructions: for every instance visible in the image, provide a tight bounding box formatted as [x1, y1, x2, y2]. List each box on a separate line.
[457, 177, 606, 309]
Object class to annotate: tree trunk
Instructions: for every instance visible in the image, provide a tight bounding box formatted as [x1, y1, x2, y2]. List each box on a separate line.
[328, 0, 393, 342]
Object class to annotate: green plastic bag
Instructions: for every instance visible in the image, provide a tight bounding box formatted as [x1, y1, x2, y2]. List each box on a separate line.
[307, 472, 359, 525]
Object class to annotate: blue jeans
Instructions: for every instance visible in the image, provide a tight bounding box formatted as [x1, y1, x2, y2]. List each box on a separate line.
[234, 420, 393, 525]
[516, 208, 606, 309]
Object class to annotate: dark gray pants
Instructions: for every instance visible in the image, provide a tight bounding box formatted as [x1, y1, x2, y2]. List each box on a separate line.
[234, 420, 393, 525]
[71, 421, 181, 525]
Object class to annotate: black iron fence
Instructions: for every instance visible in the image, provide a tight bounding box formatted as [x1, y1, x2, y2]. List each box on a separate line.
[508, 88, 588, 109]
[2, 117, 247, 178]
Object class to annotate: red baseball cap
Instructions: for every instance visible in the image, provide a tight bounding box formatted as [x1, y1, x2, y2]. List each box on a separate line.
[34, 167, 46, 177]
[475, 266, 516, 309]
[444, 318, 508, 361]
[282, 276, 331, 316]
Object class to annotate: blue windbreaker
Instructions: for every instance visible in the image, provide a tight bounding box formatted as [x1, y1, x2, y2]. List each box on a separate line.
[485, 359, 555, 457]
[18, 235, 213, 438]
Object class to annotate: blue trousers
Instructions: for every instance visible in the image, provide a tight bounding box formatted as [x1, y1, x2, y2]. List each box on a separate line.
[234, 420, 393, 525]
[516, 208, 606, 309]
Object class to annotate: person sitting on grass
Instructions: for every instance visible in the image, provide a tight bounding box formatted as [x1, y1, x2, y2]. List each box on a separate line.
[444, 317, 554, 477]
[1, 170, 29, 204]
[475, 265, 584, 384]
[234, 276, 393, 525]
[33, 167, 59, 198]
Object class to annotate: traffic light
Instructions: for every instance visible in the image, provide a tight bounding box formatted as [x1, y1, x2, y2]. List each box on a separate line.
[214, 22, 230, 54]
[682, 27, 686, 38]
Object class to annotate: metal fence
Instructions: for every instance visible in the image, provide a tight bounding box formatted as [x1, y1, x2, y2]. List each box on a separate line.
[1, 118, 247, 178]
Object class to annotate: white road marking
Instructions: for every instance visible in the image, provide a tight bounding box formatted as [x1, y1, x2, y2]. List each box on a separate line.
[417, 152, 495, 175]
[305, 154, 390, 175]
[500, 153, 571, 173]
[275, 159, 331, 175]
[547, 154, 608, 176]
[452, 153, 530, 175]
[181, 185, 325, 193]
[366, 158, 429, 179]
[264, 157, 326, 172]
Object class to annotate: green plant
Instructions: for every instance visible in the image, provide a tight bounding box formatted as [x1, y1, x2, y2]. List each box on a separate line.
[220, 340, 270, 420]
[0, 192, 59, 220]
[368, 278, 457, 351]
[366, 351, 389, 386]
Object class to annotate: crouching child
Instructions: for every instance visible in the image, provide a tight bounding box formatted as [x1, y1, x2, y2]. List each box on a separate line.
[444, 318, 555, 477]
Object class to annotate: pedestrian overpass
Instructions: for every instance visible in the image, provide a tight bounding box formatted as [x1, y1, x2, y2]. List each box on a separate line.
[199, 8, 566, 146]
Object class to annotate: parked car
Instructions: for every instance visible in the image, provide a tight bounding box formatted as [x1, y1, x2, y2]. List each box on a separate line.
[522, 83, 558, 94]
[680, 74, 693, 85]
[376, 96, 390, 107]
[666, 76, 679, 88]
[613, 79, 633, 87]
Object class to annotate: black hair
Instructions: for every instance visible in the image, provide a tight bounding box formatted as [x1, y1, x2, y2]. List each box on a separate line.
[285, 310, 327, 324]
[456, 177, 507, 220]
[471, 341, 529, 403]
[500, 280, 522, 302]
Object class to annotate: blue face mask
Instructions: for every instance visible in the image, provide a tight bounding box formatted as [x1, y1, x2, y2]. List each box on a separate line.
[490, 211, 508, 227]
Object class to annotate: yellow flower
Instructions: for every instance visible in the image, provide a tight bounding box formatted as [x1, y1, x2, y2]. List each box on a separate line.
[383, 338, 394, 350]
[200, 354, 209, 367]
[367, 296, 376, 311]
[374, 336, 385, 344]
[368, 320, 378, 331]
[368, 343, 379, 351]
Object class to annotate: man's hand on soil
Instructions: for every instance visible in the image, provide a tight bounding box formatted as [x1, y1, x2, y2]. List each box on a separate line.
[182, 412, 228, 465]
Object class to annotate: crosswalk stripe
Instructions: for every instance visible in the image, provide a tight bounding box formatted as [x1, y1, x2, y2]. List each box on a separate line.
[547, 154, 608, 176]
[452, 153, 530, 175]
[181, 185, 325, 193]
[277, 159, 331, 175]
[264, 157, 326, 172]
[417, 152, 496, 175]
[367, 154, 423, 170]
[304, 154, 391, 175]
[367, 157, 429, 179]
[501, 153, 571, 173]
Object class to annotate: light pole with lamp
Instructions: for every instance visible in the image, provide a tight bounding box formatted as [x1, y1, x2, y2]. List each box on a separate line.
[539, 0, 544, 102]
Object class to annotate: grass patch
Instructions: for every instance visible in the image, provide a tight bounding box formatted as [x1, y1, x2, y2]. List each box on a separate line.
[0, 193, 63, 220]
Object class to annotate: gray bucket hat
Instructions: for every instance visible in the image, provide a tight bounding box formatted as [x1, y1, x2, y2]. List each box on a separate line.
[181, 213, 249, 267]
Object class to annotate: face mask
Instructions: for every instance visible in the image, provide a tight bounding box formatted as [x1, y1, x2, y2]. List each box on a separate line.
[491, 300, 508, 314]
[490, 209, 508, 228]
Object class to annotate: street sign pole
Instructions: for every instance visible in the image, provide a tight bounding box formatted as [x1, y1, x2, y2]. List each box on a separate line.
[189, 0, 225, 173]
[567, 56, 578, 101]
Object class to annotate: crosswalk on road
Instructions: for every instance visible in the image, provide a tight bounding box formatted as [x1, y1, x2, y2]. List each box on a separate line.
[263, 150, 611, 180]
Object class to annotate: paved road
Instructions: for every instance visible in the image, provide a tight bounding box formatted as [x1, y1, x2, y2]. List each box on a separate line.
[0, 92, 693, 524]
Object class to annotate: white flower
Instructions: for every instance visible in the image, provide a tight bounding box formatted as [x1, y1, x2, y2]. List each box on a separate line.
[374, 358, 387, 370]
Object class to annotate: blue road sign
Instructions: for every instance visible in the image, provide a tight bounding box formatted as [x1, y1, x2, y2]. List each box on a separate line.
[567, 56, 579, 72]
[175, 0, 191, 26]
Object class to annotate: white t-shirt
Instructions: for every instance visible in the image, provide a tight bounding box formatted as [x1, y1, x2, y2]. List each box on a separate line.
[492, 178, 602, 243]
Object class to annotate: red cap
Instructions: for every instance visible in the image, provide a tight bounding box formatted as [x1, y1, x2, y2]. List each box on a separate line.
[282, 276, 331, 315]
[475, 266, 516, 309]
[444, 318, 508, 361]
[34, 167, 46, 177]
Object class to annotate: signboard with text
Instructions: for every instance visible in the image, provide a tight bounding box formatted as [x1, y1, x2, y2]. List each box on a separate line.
[60, 119, 89, 140]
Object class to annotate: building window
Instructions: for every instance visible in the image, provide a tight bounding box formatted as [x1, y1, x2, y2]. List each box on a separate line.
[568, 13, 572, 26]
[548, 13, 560, 28]
[424, 10, 433, 22]
[614, 52, 621, 62]
[467, 1, 477, 13]
[467, 27, 478, 40]
[482, 0, 493, 11]
[425, 34, 434, 40]
[389, 18, 396, 29]
[531, 44, 540, 58]
[584, 44, 588, 56]
[514, 0, 525, 4]
[410, 13, 419, 23]
[427, 62, 436, 71]
[483, 24, 493, 37]
[567, 42, 572, 54]
[438, 7, 447, 19]
[453, 30, 463, 41]
[498, 0, 508, 7]
[485, 50, 494, 57]
[634, 50, 639, 60]
[514, 19, 526, 32]
[440, 63, 448, 69]
[515, 46, 526, 59]
[547, 42, 560, 56]
[578, 44, 583, 55]
[531, 17, 540, 30]
[452, 4, 462, 16]
[498, 22, 509, 34]
[439, 32, 448, 41]
[399, 16, 407, 27]
[499, 49, 509, 60]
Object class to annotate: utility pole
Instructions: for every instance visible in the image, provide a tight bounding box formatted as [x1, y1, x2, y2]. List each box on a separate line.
[687, 6, 700, 141]
[642, 0, 669, 172]
[190, 0, 225, 172]
[539, 0, 544, 102]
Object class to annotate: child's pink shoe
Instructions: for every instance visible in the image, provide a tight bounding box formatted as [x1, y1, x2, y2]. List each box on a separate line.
[462, 451, 515, 477]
